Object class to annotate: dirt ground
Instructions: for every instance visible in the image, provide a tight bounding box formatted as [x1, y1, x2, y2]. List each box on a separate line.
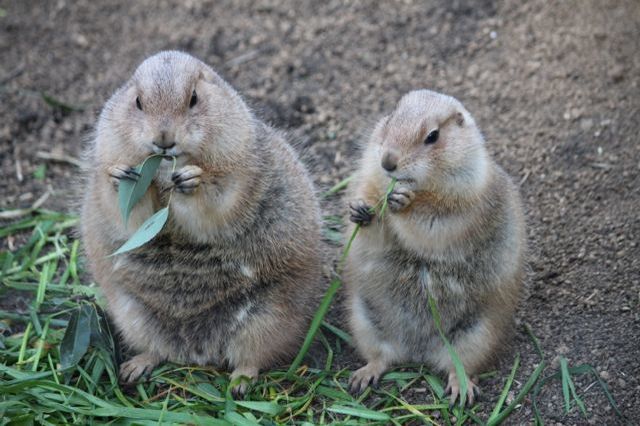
[1, 0, 638, 424]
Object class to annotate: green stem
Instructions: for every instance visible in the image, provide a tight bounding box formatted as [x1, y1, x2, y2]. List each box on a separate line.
[287, 178, 397, 376]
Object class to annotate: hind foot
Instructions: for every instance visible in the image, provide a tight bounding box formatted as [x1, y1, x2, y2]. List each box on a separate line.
[349, 361, 387, 394]
[119, 352, 162, 384]
[445, 370, 480, 407]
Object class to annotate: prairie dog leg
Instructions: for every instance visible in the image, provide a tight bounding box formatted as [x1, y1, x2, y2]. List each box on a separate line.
[433, 317, 496, 406]
[225, 308, 305, 397]
[348, 293, 403, 393]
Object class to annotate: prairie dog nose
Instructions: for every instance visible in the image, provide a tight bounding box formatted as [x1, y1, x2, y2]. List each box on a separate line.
[381, 151, 399, 172]
[153, 130, 176, 149]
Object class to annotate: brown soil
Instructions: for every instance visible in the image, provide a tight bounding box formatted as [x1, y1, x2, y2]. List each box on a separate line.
[1, 1, 638, 424]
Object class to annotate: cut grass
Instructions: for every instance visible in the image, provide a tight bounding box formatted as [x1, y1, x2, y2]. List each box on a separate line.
[0, 197, 626, 424]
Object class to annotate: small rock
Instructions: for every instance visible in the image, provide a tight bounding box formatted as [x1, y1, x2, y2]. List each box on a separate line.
[580, 118, 593, 131]
[608, 64, 625, 83]
[72, 33, 89, 48]
[599, 370, 610, 380]
[292, 95, 315, 114]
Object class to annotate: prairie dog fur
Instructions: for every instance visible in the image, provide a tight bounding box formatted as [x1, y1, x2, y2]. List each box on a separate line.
[344, 90, 526, 404]
[80, 51, 324, 394]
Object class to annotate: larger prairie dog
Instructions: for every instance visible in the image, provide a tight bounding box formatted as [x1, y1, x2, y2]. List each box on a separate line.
[80, 51, 324, 394]
[344, 90, 526, 404]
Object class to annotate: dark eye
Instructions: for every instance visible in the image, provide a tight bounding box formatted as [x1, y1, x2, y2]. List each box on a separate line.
[425, 129, 439, 144]
[135, 96, 142, 111]
[189, 90, 198, 108]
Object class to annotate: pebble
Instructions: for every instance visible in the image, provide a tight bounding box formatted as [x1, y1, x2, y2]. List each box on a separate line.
[608, 64, 625, 83]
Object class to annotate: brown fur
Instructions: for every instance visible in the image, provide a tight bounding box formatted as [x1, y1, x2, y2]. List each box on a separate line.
[344, 90, 526, 403]
[80, 51, 324, 392]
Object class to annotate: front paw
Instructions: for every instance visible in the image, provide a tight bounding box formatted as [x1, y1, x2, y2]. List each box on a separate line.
[349, 200, 375, 226]
[387, 187, 415, 212]
[108, 164, 140, 188]
[172, 165, 203, 194]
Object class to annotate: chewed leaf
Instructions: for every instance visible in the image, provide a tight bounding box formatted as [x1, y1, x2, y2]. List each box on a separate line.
[111, 207, 168, 256]
[118, 155, 163, 227]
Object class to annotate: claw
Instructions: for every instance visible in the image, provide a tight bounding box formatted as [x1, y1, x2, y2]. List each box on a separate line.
[387, 187, 415, 212]
[108, 165, 140, 187]
[171, 165, 203, 194]
[349, 200, 375, 226]
[118, 352, 161, 384]
[445, 370, 479, 407]
[348, 362, 386, 394]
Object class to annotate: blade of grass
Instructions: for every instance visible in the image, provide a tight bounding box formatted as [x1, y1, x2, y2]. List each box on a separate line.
[322, 175, 353, 197]
[327, 404, 391, 421]
[288, 178, 396, 375]
[488, 324, 545, 426]
[487, 353, 520, 423]
[427, 294, 468, 407]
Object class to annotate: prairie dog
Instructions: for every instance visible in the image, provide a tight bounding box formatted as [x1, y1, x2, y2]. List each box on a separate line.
[80, 51, 324, 394]
[344, 90, 526, 404]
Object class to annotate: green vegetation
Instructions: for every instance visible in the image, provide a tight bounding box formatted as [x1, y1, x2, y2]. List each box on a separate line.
[0, 178, 624, 424]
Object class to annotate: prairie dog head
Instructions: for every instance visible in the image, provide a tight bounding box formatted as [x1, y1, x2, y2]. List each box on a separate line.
[96, 51, 254, 167]
[369, 90, 489, 195]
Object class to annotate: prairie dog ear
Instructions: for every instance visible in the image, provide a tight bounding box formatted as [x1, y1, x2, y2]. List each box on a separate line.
[455, 111, 465, 127]
[198, 68, 225, 86]
[373, 114, 391, 137]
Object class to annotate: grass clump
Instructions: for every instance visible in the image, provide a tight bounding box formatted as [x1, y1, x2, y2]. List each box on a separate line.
[0, 176, 626, 424]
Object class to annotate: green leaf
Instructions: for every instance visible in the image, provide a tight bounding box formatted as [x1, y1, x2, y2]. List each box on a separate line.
[428, 294, 468, 407]
[327, 404, 391, 421]
[488, 353, 520, 423]
[118, 155, 163, 227]
[224, 411, 259, 426]
[560, 357, 571, 412]
[59, 306, 92, 369]
[425, 374, 445, 398]
[33, 164, 46, 180]
[234, 400, 283, 415]
[111, 207, 168, 256]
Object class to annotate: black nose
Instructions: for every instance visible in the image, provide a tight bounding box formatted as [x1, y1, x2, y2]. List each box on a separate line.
[153, 140, 176, 149]
[381, 151, 398, 172]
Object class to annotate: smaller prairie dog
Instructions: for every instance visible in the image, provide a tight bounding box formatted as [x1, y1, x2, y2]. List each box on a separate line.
[344, 90, 526, 404]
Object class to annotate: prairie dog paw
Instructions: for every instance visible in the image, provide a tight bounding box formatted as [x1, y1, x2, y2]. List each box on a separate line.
[108, 164, 140, 188]
[118, 352, 161, 384]
[229, 366, 258, 398]
[445, 371, 480, 407]
[349, 199, 375, 226]
[387, 187, 415, 212]
[348, 362, 386, 394]
[172, 165, 203, 194]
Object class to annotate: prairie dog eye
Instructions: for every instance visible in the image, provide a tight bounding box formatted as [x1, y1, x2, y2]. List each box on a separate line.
[136, 96, 142, 111]
[425, 129, 439, 144]
[189, 90, 198, 108]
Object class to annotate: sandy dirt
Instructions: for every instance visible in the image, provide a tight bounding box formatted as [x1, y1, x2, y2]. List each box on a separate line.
[1, 0, 638, 424]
